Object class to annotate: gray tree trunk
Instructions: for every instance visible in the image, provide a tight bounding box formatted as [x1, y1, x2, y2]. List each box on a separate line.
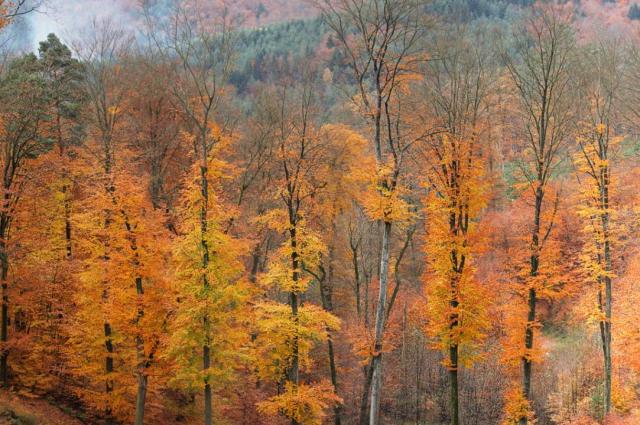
[369, 220, 392, 425]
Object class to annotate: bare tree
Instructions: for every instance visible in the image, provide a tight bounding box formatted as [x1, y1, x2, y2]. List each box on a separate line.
[0, 0, 44, 22]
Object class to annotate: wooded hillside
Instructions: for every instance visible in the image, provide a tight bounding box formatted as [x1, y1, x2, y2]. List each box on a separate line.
[1, 1, 640, 425]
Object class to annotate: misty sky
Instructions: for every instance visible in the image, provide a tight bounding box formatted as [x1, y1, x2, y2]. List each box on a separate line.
[24, 0, 137, 51]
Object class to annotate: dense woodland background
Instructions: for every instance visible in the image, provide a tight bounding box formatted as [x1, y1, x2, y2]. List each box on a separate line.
[1, 0, 640, 424]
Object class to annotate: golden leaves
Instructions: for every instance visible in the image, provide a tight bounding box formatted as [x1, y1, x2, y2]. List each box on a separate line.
[502, 386, 536, 425]
[420, 130, 490, 367]
[253, 302, 339, 382]
[257, 381, 342, 425]
[361, 163, 413, 223]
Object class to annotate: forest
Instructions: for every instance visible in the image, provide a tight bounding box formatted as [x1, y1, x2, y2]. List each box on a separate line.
[1, 0, 640, 424]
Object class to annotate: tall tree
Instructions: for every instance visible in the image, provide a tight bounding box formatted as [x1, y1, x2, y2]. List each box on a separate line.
[8, 32, 85, 395]
[574, 39, 623, 420]
[72, 21, 156, 424]
[0, 51, 51, 385]
[317, 1, 427, 423]
[501, 7, 575, 423]
[39, 33, 85, 259]
[417, 26, 494, 425]
[253, 78, 341, 425]
[148, 3, 244, 424]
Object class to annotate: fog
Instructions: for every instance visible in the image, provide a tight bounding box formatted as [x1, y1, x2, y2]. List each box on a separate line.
[5, 0, 140, 52]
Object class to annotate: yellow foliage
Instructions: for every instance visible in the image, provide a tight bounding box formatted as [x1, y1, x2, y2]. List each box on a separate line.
[502, 386, 536, 425]
[421, 131, 490, 367]
[612, 381, 635, 414]
[257, 381, 342, 425]
[166, 158, 250, 391]
[253, 302, 340, 382]
[260, 218, 326, 293]
[361, 163, 413, 222]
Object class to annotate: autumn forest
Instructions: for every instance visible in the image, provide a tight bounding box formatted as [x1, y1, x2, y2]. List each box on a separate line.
[1, 0, 640, 424]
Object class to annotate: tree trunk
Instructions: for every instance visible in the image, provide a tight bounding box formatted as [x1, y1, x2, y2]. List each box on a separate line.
[369, 220, 392, 425]
[0, 186, 10, 386]
[104, 322, 114, 425]
[449, 274, 460, 425]
[319, 234, 341, 425]
[200, 156, 213, 425]
[204, 348, 212, 425]
[288, 223, 300, 425]
[601, 166, 612, 417]
[359, 360, 374, 425]
[134, 274, 147, 425]
[449, 343, 459, 425]
[135, 373, 148, 425]
[0, 233, 8, 387]
[63, 183, 72, 259]
[327, 336, 341, 425]
[520, 185, 542, 425]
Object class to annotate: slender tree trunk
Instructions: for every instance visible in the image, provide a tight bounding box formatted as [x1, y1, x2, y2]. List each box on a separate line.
[319, 229, 342, 425]
[200, 153, 213, 425]
[369, 220, 392, 425]
[104, 322, 114, 424]
[359, 359, 374, 425]
[449, 274, 460, 425]
[351, 241, 361, 319]
[288, 223, 300, 425]
[0, 226, 8, 387]
[59, 119, 72, 260]
[0, 183, 10, 386]
[449, 343, 459, 425]
[134, 274, 146, 425]
[327, 336, 341, 425]
[135, 372, 148, 425]
[601, 166, 612, 417]
[204, 347, 212, 425]
[102, 171, 115, 424]
[520, 185, 542, 425]
[63, 184, 72, 259]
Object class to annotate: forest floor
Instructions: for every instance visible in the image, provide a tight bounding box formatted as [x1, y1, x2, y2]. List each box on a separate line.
[0, 389, 83, 425]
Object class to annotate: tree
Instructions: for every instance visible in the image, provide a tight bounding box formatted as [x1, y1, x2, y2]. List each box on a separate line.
[316, 1, 427, 423]
[70, 21, 131, 423]
[167, 147, 249, 424]
[127, 54, 183, 218]
[417, 26, 494, 425]
[73, 21, 172, 424]
[574, 40, 623, 419]
[0, 0, 43, 31]
[0, 51, 51, 386]
[147, 3, 245, 423]
[253, 78, 342, 425]
[303, 123, 370, 425]
[501, 7, 576, 423]
[7, 32, 85, 396]
[39, 33, 84, 259]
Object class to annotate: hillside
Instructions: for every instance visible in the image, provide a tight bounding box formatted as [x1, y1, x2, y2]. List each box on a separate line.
[0, 390, 83, 425]
[3, 1, 640, 425]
